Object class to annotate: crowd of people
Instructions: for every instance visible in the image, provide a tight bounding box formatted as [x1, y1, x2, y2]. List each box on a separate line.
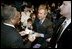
[1, 0, 71, 48]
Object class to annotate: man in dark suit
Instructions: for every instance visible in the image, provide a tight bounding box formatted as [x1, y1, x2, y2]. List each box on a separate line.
[49, 1, 71, 48]
[1, 5, 35, 48]
[33, 4, 53, 48]
[57, 1, 71, 48]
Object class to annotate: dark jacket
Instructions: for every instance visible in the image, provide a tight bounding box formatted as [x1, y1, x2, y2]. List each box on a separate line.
[50, 21, 72, 48]
[1, 23, 30, 48]
[57, 23, 72, 48]
[32, 18, 53, 48]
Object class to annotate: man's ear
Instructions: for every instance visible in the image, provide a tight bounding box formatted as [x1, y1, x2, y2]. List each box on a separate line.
[44, 11, 48, 16]
[10, 15, 16, 22]
[46, 12, 48, 16]
[11, 16, 16, 20]
[10, 18, 15, 24]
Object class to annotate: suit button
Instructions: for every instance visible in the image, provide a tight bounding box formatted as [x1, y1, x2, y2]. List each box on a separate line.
[67, 29, 71, 31]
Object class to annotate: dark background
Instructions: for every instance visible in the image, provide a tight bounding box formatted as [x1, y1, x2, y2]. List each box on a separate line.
[1, 0, 63, 13]
[1, 0, 63, 7]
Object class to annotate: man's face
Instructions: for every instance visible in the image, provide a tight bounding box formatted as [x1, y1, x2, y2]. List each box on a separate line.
[15, 11, 21, 25]
[60, 1, 71, 17]
[38, 9, 46, 20]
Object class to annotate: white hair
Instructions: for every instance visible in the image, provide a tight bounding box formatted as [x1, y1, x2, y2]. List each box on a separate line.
[1, 6, 17, 21]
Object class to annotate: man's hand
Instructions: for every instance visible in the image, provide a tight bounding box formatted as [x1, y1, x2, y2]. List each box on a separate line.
[19, 31, 26, 36]
[28, 34, 36, 42]
[46, 38, 51, 42]
[34, 32, 44, 38]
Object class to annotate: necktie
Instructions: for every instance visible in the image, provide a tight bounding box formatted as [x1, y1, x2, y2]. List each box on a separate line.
[39, 20, 42, 25]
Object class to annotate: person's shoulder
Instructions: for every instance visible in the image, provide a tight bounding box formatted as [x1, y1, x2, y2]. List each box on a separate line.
[46, 18, 53, 24]
[43, 18, 53, 27]
[1, 23, 20, 39]
[1, 23, 14, 30]
[34, 18, 39, 22]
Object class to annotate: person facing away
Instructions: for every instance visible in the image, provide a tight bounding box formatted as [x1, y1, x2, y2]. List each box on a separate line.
[1, 5, 35, 48]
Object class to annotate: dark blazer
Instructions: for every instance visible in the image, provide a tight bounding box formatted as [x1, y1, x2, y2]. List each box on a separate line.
[33, 18, 53, 48]
[1, 23, 30, 48]
[57, 23, 72, 48]
[53, 17, 66, 34]
[33, 18, 53, 39]
[50, 22, 72, 48]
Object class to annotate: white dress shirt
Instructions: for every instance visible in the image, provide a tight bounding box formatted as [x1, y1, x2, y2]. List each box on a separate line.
[40, 18, 45, 24]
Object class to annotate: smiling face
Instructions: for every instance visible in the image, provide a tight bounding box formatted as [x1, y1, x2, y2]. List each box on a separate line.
[38, 9, 47, 20]
[37, 4, 48, 20]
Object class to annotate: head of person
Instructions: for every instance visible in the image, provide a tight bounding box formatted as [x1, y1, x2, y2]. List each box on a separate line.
[27, 18, 33, 29]
[59, 1, 71, 19]
[51, 3, 55, 7]
[24, 5, 33, 16]
[1, 6, 21, 26]
[38, 4, 48, 20]
[30, 12, 36, 20]
[27, 18, 33, 25]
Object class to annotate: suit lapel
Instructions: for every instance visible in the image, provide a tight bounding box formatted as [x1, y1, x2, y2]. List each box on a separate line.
[41, 18, 48, 27]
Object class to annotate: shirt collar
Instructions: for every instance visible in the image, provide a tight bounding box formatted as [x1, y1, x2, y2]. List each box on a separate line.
[4, 23, 15, 28]
[40, 18, 45, 24]
[65, 18, 71, 24]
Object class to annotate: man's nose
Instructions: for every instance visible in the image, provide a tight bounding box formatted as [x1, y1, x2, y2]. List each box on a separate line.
[59, 4, 63, 10]
[58, 5, 63, 12]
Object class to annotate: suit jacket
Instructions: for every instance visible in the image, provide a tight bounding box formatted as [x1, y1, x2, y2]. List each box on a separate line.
[57, 23, 72, 48]
[50, 22, 72, 48]
[53, 17, 66, 34]
[32, 18, 53, 48]
[33, 18, 53, 39]
[1, 23, 31, 48]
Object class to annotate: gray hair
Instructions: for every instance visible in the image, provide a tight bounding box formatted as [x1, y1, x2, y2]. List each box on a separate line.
[1, 6, 17, 22]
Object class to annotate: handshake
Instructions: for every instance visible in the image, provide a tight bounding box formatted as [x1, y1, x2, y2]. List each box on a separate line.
[19, 28, 44, 37]
[28, 32, 44, 42]
[19, 28, 44, 42]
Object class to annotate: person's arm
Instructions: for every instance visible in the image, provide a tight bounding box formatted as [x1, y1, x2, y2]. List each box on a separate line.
[45, 22, 53, 43]
[11, 37, 25, 48]
[45, 22, 53, 39]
